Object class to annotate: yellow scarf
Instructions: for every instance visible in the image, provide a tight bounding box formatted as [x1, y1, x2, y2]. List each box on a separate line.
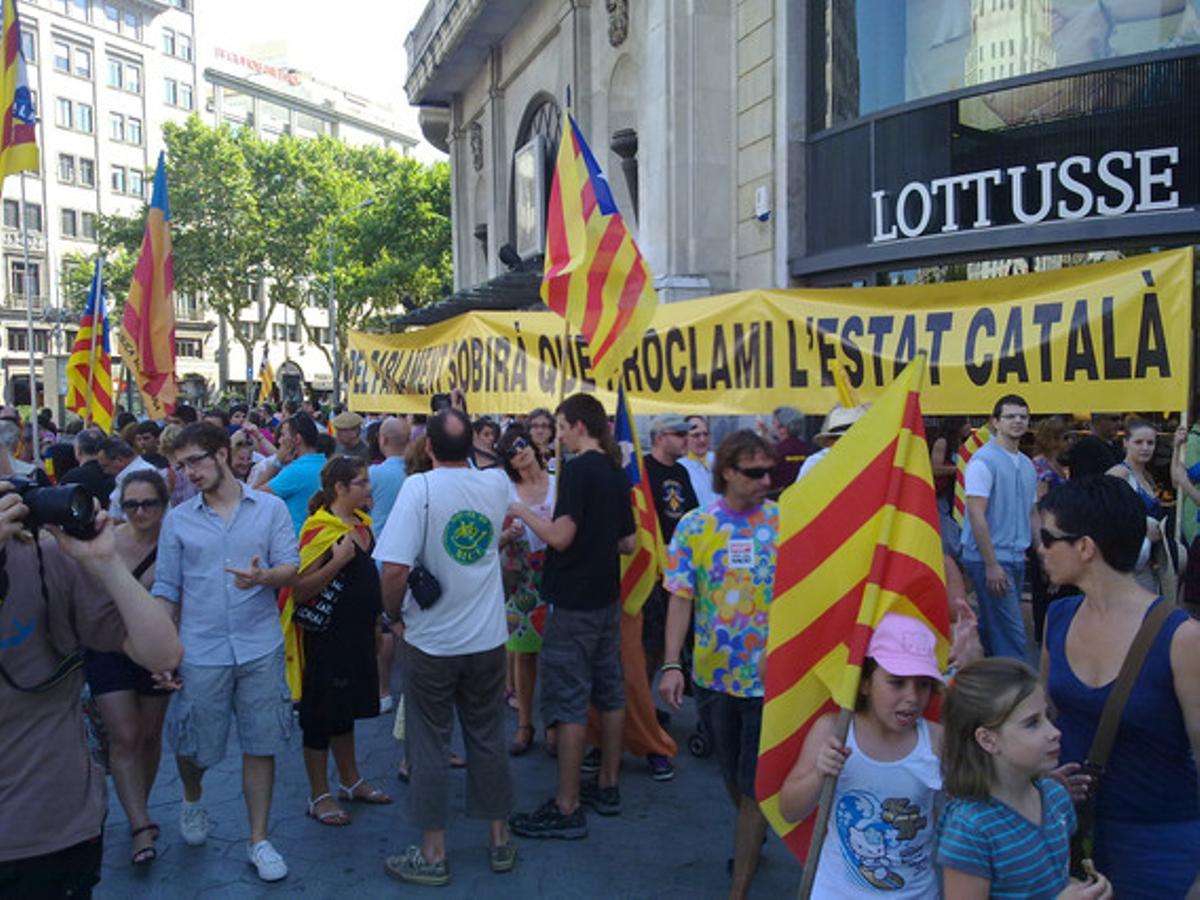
[278, 506, 372, 700]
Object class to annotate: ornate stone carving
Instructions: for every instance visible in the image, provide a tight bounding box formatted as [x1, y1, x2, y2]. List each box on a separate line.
[469, 121, 484, 172]
[607, 0, 629, 47]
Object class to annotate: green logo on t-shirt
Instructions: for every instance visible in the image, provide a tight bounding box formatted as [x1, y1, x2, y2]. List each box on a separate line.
[442, 510, 493, 564]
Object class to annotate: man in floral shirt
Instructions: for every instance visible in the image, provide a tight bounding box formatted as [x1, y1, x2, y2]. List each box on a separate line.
[658, 429, 778, 900]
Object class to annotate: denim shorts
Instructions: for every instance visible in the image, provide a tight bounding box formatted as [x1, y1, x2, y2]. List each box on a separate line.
[695, 686, 763, 798]
[539, 604, 625, 726]
[166, 644, 292, 769]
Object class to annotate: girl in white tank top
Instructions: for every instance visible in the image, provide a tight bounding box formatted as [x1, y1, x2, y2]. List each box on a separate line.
[778, 613, 945, 898]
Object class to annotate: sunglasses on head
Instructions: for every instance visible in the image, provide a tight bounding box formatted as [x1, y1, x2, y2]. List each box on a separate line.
[1040, 527, 1082, 547]
[505, 437, 530, 459]
[733, 465, 772, 480]
[121, 498, 163, 512]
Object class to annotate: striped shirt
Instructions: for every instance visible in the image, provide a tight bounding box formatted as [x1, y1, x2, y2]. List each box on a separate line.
[937, 778, 1075, 899]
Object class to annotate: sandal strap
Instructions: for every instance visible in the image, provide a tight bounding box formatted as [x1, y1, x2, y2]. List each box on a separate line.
[130, 823, 159, 838]
[307, 792, 333, 811]
[338, 777, 365, 797]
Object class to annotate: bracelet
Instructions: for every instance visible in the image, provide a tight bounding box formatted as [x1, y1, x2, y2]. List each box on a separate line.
[659, 661, 684, 674]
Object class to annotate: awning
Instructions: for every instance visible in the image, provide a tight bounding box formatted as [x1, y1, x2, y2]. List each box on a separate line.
[389, 270, 545, 330]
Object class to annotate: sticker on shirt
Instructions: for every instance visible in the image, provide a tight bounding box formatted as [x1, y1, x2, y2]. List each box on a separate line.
[834, 790, 931, 892]
[443, 511, 494, 565]
[727, 538, 755, 569]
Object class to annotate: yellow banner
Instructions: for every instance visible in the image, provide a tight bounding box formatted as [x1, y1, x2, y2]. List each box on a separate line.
[347, 248, 1192, 416]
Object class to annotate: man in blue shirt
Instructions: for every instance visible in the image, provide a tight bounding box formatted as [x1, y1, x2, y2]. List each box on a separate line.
[152, 422, 299, 882]
[369, 417, 410, 539]
[256, 414, 325, 535]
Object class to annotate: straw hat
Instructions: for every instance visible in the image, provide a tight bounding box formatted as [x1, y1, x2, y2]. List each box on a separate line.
[815, 404, 868, 441]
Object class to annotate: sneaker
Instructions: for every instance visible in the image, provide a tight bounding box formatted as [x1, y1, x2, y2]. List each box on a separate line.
[179, 802, 209, 847]
[580, 780, 621, 816]
[488, 841, 518, 874]
[379, 694, 395, 714]
[509, 798, 588, 840]
[247, 839, 288, 882]
[647, 754, 675, 782]
[384, 846, 451, 886]
[579, 747, 601, 775]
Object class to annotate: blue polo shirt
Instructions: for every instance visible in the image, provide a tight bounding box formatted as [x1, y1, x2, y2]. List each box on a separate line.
[268, 451, 325, 535]
[369, 456, 406, 538]
[937, 778, 1075, 899]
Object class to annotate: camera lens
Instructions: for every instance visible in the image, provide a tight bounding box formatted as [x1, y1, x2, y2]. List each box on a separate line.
[21, 483, 97, 538]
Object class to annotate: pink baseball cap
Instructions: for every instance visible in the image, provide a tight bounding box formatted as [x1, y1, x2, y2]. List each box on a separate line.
[867, 613, 944, 683]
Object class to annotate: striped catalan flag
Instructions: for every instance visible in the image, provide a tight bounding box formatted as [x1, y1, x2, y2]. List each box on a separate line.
[615, 384, 664, 615]
[542, 113, 657, 386]
[257, 349, 275, 403]
[755, 355, 951, 862]
[118, 152, 176, 418]
[65, 258, 114, 432]
[952, 424, 990, 525]
[0, 0, 38, 181]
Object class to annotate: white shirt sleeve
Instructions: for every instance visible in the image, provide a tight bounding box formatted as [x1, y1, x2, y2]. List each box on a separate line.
[963, 457, 993, 498]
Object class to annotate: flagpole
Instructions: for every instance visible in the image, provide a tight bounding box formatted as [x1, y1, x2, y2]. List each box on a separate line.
[82, 258, 103, 427]
[19, 173, 37, 460]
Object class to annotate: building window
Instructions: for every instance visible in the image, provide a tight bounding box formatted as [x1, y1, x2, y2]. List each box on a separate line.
[108, 111, 124, 141]
[57, 153, 75, 183]
[176, 337, 202, 358]
[80, 211, 97, 240]
[102, 3, 119, 30]
[61, 208, 77, 237]
[125, 63, 140, 93]
[168, 0, 188, 9]
[20, 30, 35, 63]
[179, 82, 193, 110]
[7, 330, 50, 353]
[3, 200, 18, 228]
[128, 168, 143, 196]
[234, 320, 253, 340]
[9, 260, 41, 297]
[73, 47, 91, 78]
[79, 158, 95, 187]
[70, 0, 89, 19]
[54, 97, 71, 128]
[121, 10, 140, 38]
[161, 27, 175, 57]
[111, 165, 125, 193]
[107, 57, 122, 88]
[127, 116, 141, 144]
[76, 102, 93, 133]
[163, 77, 177, 106]
[271, 323, 299, 342]
[19, 203, 42, 233]
[53, 40, 70, 73]
[178, 33, 192, 61]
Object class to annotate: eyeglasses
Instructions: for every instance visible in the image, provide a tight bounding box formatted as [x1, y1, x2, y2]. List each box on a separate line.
[505, 437, 530, 459]
[733, 465, 772, 480]
[178, 452, 211, 470]
[998, 413, 1030, 421]
[121, 499, 163, 513]
[1040, 528, 1083, 547]
[349, 478, 370, 487]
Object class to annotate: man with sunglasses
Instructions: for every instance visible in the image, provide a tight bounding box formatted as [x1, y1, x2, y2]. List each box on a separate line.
[152, 422, 299, 882]
[659, 430, 779, 898]
[960, 394, 1039, 661]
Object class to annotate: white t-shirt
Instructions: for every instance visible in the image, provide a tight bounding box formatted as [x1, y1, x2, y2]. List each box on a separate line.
[795, 447, 830, 482]
[509, 475, 554, 552]
[963, 446, 1024, 497]
[680, 454, 716, 508]
[373, 466, 509, 657]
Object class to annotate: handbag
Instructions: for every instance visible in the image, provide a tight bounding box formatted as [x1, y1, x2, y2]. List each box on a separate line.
[293, 570, 345, 633]
[408, 474, 442, 611]
[1068, 597, 1174, 877]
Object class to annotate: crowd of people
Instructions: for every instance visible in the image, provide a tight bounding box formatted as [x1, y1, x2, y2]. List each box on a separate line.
[0, 391, 1196, 898]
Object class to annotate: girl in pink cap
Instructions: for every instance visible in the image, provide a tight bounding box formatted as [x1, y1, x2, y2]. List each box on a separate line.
[779, 612, 944, 897]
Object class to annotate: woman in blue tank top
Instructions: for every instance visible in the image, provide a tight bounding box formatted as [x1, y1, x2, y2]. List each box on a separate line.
[1037, 476, 1200, 898]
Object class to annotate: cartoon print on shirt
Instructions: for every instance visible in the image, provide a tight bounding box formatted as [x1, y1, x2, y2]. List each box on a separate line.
[834, 790, 930, 891]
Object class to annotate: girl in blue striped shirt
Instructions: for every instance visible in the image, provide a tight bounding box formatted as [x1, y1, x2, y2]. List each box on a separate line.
[938, 659, 1112, 899]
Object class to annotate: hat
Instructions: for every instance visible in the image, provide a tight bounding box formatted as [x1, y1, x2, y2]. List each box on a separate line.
[815, 404, 867, 441]
[866, 613, 944, 683]
[331, 411, 363, 430]
[650, 414, 689, 437]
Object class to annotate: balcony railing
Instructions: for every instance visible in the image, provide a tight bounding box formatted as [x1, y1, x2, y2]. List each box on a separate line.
[1, 293, 47, 311]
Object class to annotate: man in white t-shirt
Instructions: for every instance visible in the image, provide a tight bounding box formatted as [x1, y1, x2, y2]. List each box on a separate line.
[375, 408, 516, 887]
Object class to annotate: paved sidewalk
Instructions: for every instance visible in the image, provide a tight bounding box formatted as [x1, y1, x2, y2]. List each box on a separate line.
[96, 691, 802, 898]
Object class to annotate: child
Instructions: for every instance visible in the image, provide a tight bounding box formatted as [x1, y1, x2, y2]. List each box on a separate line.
[938, 658, 1113, 899]
[779, 612, 944, 896]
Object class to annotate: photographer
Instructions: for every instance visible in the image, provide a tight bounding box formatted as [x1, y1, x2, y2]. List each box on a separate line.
[0, 480, 183, 897]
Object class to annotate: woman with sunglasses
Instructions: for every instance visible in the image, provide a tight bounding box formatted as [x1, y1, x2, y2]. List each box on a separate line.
[290, 456, 391, 826]
[526, 408, 557, 474]
[82, 470, 175, 867]
[497, 425, 555, 755]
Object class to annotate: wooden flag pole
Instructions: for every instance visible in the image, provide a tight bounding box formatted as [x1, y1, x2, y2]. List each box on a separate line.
[796, 707, 852, 899]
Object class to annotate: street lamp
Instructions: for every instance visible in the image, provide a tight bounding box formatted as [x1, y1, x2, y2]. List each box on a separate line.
[327, 196, 376, 405]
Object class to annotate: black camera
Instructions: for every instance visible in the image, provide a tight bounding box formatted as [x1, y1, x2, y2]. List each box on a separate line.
[4, 477, 97, 539]
[431, 393, 452, 413]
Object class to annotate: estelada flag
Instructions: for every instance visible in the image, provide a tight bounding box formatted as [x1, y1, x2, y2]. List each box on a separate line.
[0, 0, 38, 180]
[952, 424, 990, 525]
[615, 384, 664, 615]
[542, 112, 657, 386]
[755, 355, 951, 860]
[118, 151, 176, 418]
[65, 258, 114, 432]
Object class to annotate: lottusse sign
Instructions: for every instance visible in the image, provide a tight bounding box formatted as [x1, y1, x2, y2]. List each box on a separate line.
[871, 146, 1180, 243]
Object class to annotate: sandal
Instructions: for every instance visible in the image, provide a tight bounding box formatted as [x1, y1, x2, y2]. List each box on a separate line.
[509, 724, 535, 757]
[130, 824, 158, 866]
[338, 777, 392, 805]
[306, 793, 351, 826]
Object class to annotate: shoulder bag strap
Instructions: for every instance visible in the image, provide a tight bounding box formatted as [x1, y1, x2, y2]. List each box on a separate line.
[1086, 598, 1175, 768]
[419, 474, 431, 565]
[131, 547, 158, 581]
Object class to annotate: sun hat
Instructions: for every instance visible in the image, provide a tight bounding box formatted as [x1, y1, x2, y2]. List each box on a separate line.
[866, 612, 944, 683]
[815, 404, 868, 441]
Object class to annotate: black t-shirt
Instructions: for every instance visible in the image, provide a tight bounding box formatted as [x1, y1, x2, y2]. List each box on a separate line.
[58, 459, 115, 509]
[1065, 435, 1123, 479]
[643, 454, 699, 544]
[540, 450, 635, 611]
